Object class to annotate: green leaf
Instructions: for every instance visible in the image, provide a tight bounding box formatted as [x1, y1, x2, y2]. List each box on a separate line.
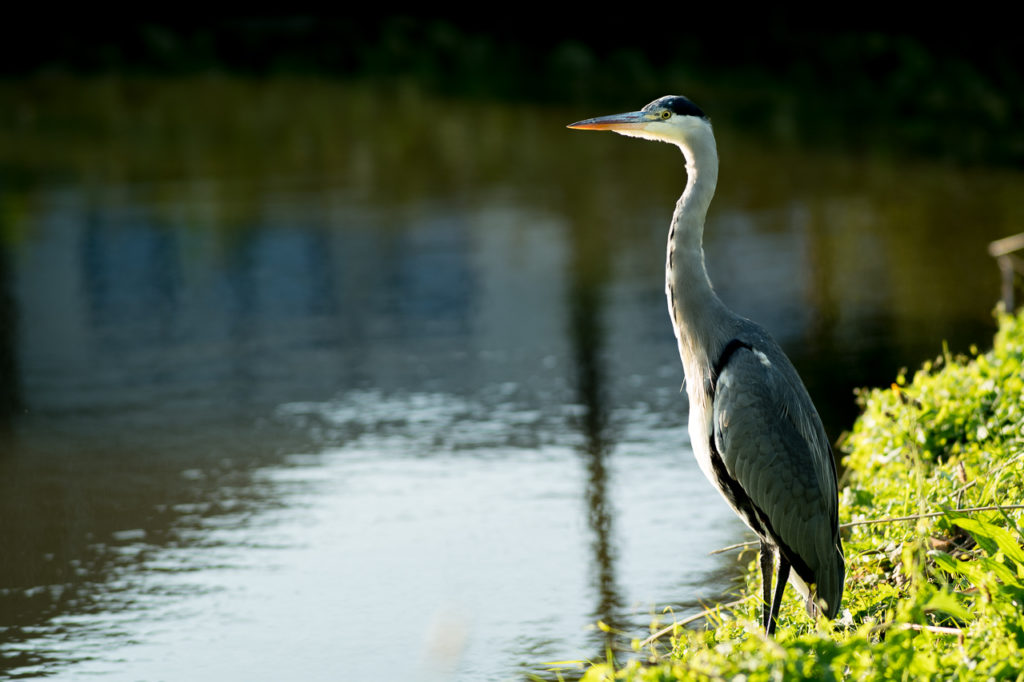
[921, 590, 971, 622]
[931, 551, 966, 576]
[978, 556, 1021, 587]
[953, 517, 1024, 566]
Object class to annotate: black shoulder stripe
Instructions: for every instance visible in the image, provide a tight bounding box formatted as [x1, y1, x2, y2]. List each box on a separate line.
[706, 338, 759, 531]
[708, 434, 766, 537]
[709, 338, 752, 397]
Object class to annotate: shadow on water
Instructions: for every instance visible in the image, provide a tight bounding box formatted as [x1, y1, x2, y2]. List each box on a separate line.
[567, 196, 626, 658]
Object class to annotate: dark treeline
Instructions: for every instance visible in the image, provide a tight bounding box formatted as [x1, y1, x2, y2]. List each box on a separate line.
[3, 17, 1023, 164]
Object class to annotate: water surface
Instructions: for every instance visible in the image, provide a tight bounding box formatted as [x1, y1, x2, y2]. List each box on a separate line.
[1, 78, 1021, 680]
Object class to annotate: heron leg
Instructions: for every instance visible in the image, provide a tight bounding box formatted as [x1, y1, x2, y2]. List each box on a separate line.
[759, 541, 773, 632]
[766, 556, 791, 636]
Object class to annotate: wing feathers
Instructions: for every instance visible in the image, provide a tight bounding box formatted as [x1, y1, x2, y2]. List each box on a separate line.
[711, 343, 844, 618]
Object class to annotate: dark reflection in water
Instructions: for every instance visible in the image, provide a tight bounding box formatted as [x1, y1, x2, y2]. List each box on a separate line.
[567, 202, 626, 655]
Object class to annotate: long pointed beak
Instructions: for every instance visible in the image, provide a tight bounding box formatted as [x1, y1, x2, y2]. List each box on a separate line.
[567, 110, 652, 132]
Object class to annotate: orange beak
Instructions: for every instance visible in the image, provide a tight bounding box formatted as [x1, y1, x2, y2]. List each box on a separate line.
[567, 110, 652, 132]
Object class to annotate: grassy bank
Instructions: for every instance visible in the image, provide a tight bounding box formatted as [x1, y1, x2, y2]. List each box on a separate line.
[582, 308, 1024, 680]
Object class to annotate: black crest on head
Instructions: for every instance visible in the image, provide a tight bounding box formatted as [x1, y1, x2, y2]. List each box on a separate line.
[643, 95, 708, 120]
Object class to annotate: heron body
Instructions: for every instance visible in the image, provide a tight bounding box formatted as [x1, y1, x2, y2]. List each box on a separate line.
[568, 96, 844, 634]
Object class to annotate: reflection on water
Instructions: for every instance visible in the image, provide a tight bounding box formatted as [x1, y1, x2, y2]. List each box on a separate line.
[2, 78, 1023, 680]
[566, 184, 627, 654]
[0, 180, 739, 680]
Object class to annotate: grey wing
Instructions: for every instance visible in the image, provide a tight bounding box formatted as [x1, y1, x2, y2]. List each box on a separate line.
[711, 346, 842, 610]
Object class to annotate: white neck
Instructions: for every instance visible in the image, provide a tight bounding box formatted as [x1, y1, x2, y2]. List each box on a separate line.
[664, 125, 733, 382]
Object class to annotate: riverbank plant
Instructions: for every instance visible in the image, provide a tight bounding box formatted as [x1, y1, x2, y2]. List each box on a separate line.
[580, 307, 1024, 680]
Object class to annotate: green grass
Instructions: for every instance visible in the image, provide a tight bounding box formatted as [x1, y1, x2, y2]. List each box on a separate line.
[582, 308, 1024, 681]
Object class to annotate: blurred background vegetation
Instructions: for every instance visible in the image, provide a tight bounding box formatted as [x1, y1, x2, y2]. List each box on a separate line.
[2, 17, 1022, 165]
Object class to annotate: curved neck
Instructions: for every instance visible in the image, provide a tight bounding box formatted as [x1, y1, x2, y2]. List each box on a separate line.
[665, 126, 732, 379]
[672, 131, 719, 251]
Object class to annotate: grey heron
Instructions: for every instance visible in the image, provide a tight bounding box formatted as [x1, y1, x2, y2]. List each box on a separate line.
[568, 96, 844, 635]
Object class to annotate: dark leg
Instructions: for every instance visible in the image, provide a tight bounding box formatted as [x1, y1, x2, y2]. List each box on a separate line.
[766, 556, 791, 636]
[759, 541, 774, 632]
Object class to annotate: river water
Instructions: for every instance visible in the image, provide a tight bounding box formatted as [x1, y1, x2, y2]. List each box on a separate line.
[1, 78, 1021, 680]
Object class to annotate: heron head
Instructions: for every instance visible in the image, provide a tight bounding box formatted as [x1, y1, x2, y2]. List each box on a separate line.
[568, 95, 711, 147]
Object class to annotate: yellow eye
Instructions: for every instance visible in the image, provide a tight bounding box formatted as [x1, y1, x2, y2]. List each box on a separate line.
[660, 110, 671, 119]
